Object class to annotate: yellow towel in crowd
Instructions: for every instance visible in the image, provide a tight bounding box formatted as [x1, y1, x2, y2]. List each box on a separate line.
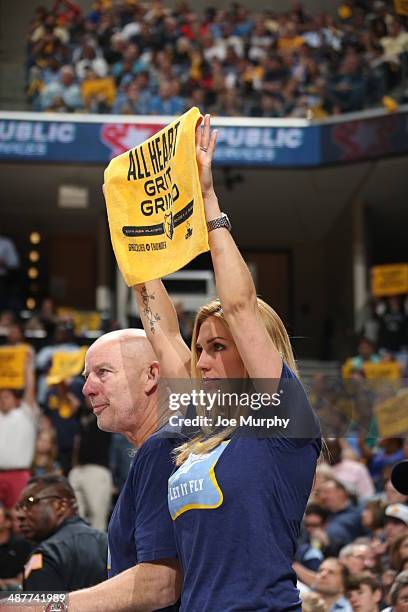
[104, 107, 209, 286]
[46, 347, 88, 386]
[0, 345, 28, 389]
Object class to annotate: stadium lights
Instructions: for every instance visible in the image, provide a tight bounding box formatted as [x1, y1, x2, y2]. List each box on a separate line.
[27, 232, 41, 308]
[28, 267, 39, 279]
[29, 231, 41, 244]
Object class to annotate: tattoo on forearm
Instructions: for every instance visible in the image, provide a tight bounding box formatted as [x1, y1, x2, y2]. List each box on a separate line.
[140, 285, 161, 334]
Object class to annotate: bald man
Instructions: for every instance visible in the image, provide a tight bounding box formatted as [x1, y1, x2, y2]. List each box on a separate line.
[69, 329, 181, 611]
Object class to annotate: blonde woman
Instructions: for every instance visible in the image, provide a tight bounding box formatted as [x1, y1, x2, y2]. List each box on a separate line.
[134, 114, 321, 611]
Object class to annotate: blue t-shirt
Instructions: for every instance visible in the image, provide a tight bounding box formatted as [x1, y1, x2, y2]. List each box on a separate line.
[295, 542, 323, 571]
[168, 364, 321, 612]
[108, 432, 179, 610]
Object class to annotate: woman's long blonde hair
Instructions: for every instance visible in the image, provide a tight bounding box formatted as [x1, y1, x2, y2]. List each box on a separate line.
[175, 297, 297, 465]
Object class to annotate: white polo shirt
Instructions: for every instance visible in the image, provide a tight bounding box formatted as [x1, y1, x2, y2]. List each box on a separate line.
[0, 402, 38, 469]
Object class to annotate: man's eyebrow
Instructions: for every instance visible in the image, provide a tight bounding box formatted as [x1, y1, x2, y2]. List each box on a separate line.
[82, 362, 118, 377]
[95, 362, 119, 373]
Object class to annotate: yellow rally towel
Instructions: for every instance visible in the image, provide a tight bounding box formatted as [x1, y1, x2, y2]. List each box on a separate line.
[46, 347, 88, 386]
[395, 0, 408, 17]
[0, 346, 28, 389]
[104, 107, 209, 286]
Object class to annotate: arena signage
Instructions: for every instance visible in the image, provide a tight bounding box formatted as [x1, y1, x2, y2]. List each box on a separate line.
[0, 120, 76, 157]
[0, 115, 319, 166]
[0, 107, 407, 167]
[321, 111, 408, 163]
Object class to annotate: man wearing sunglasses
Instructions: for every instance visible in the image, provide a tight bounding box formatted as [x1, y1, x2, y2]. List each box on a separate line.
[16, 474, 107, 591]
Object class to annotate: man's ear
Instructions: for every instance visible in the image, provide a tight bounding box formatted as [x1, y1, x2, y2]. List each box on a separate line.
[145, 361, 160, 395]
[55, 497, 70, 519]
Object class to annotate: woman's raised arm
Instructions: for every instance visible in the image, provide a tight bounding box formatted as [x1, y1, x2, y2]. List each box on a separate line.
[133, 280, 191, 379]
[197, 115, 282, 379]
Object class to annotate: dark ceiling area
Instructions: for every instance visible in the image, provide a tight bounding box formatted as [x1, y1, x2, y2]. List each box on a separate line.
[1, 155, 407, 253]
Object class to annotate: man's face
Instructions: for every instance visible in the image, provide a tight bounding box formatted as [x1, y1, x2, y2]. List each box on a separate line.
[358, 340, 374, 360]
[349, 584, 381, 611]
[315, 559, 344, 596]
[319, 481, 344, 512]
[395, 586, 408, 612]
[342, 545, 374, 573]
[0, 389, 19, 414]
[60, 69, 74, 87]
[82, 336, 148, 435]
[304, 513, 323, 536]
[16, 485, 63, 542]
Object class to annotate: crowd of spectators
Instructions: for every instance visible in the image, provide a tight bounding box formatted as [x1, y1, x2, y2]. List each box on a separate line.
[291, 295, 408, 608]
[293, 448, 408, 610]
[0, 302, 133, 526]
[1, 293, 408, 607]
[1, 270, 408, 607]
[26, 0, 408, 118]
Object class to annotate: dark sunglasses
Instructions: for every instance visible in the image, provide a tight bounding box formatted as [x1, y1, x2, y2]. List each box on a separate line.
[15, 495, 63, 512]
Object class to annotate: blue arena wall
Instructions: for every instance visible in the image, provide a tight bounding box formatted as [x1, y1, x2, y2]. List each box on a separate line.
[0, 106, 407, 167]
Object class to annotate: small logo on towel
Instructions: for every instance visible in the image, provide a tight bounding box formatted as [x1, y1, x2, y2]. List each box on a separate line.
[164, 211, 174, 240]
[185, 221, 192, 239]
